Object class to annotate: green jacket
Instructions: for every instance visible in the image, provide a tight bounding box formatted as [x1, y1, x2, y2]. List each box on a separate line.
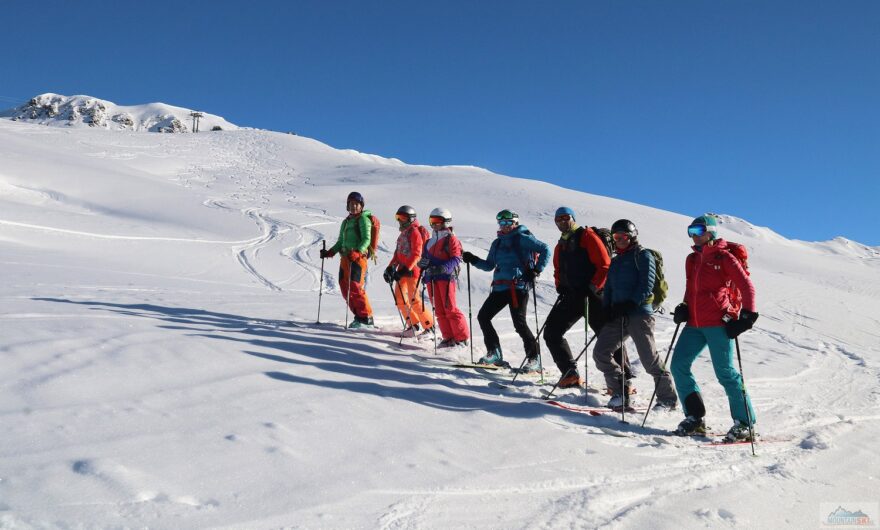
[329, 209, 372, 255]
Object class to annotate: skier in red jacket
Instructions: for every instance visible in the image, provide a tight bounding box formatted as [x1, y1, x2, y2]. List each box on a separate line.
[670, 215, 759, 442]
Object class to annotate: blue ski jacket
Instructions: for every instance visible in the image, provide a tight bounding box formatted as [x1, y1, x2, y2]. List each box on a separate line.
[603, 244, 656, 315]
[471, 225, 550, 292]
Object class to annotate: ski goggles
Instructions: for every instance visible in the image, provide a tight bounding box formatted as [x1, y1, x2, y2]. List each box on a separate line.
[429, 216, 447, 225]
[687, 224, 708, 237]
[396, 213, 411, 222]
[612, 232, 631, 242]
[554, 214, 572, 223]
[497, 219, 516, 227]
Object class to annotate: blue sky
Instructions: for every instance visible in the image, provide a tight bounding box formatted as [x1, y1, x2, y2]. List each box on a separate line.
[2, 1, 878, 245]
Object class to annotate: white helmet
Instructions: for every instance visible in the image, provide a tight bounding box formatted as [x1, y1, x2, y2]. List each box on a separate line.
[429, 207, 452, 228]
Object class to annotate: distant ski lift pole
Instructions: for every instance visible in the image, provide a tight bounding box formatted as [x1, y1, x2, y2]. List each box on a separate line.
[189, 111, 203, 133]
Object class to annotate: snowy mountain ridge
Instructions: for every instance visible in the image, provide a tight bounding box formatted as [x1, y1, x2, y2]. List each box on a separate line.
[0, 93, 239, 133]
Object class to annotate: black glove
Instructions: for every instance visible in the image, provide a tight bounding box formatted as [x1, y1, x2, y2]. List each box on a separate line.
[673, 303, 689, 324]
[382, 266, 395, 284]
[462, 251, 477, 265]
[611, 301, 637, 319]
[393, 268, 412, 281]
[725, 309, 759, 339]
[589, 284, 603, 298]
[522, 269, 537, 283]
[417, 257, 430, 269]
[426, 265, 443, 276]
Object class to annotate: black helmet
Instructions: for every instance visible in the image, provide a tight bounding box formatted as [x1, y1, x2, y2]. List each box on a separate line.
[496, 209, 519, 222]
[396, 205, 417, 219]
[347, 191, 364, 205]
[611, 219, 638, 238]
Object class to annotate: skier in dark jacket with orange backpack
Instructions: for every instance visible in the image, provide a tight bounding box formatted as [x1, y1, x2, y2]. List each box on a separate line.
[544, 207, 630, 388]
[670, 214, 759, 442]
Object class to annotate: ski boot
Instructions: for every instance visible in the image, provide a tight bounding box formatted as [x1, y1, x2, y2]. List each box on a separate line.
[724, 421, 755, 442]
[477, 347, 504, 366]
[674, 416, 707, 436]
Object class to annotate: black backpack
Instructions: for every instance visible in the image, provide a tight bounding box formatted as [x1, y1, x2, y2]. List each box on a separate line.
[591, 227, 615, 258]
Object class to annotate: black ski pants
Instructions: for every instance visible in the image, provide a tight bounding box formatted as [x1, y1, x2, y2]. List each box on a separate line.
[544, 290, 630, 377]
[477, 288, 538, 359]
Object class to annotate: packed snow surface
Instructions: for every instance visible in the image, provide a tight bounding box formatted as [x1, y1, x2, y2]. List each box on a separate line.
[0, 110, 877, 528]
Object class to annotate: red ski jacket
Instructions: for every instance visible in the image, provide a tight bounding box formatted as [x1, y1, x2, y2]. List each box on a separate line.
[683, 239, 756, 328]
[390, 221, 428, 274]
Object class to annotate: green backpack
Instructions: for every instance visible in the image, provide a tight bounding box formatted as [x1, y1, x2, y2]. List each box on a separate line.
[634, 246, 668, 311]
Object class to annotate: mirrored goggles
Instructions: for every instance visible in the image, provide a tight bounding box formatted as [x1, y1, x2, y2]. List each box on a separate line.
[687, 224, 708, 237]
[396, 213, 411, 222]
[429, 216, 446, 225]
[498, 219, 515, 227]
[612, 232, 631, 242]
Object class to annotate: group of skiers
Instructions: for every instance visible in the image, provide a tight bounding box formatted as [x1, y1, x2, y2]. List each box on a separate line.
[319, 192, 760, 442]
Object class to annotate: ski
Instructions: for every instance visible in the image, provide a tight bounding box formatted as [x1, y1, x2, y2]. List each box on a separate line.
[544, 400, 648, 416]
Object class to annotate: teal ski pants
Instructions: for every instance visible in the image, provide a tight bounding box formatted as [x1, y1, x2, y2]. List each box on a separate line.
[670, 325, 756, 426]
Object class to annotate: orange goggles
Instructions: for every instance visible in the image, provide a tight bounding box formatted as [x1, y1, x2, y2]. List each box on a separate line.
[612, 232, 631, 242]
[429, 216, 446, 225]
[396, 213, 411, 222]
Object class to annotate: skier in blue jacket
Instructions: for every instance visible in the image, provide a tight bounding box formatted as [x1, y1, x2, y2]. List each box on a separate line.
[462, 210, 550, 369]
[593, 219, 677, 410]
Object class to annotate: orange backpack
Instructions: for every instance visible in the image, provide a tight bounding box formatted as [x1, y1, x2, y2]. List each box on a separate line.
[365, 213, 380, 263]
[725, 241, 750, 314]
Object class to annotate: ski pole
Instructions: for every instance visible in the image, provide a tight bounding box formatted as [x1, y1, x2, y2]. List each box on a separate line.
[532, 279, 544, 384]
[620, 315, 627, 424]
[467, 262, 474, 364]
[584, 295, 590, 402]
[511, 294, 562, 385]
[426, 282, 438, 354]
[390, 281, 405, 327]
[543, 334, 597, 400]
[345, 257, 353, 330]
[735, 337, 757, 456]
[641, 322, 681, 427]
[317, 240, 326, 323]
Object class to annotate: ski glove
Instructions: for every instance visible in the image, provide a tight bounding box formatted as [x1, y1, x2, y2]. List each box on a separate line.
[589, 284, 603, 298]
[522, 269, 539, 284]
[383, 266, 395, 284]
[392, 268, 412, 281]
[417, 257, 430, 268]
[461, 251, 478, 265]
[673, 303, 689, 324]
[725, 309, 759, 339]
[319, 249, 335, 259]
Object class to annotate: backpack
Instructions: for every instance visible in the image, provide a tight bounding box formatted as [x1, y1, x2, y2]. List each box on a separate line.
[365, 213, 380, 263]
[634, 246, 668, 311]
[415, 224, 430, 246]
[591, 227, 615, 259]
[510, 230, 540, 277]
[724, 241, 750, 314]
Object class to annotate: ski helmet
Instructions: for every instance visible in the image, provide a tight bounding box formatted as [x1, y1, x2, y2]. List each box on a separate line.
[496, 209, 519, 222]
[396, 205, 417, 220]
[429, 207, 452, 228]
[347, 191, 364, 205]
[611, 219, 638, 238]
[554, 206, 575, 221]
[689, 214, 718, 239]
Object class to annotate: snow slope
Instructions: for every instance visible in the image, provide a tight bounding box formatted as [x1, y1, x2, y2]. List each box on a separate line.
[0, 114, 877, 529]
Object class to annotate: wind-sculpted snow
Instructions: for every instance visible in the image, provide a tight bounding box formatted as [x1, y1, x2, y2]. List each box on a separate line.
[0, 117, 877, 528]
